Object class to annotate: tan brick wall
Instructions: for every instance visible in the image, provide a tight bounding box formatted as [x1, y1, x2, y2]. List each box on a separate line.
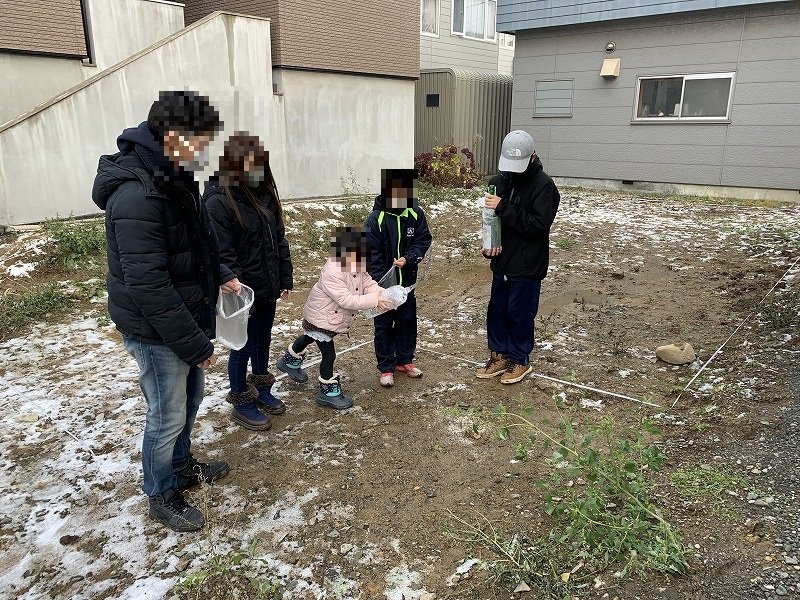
[183, 0, 419, 78]
[0, 0, 87, 57]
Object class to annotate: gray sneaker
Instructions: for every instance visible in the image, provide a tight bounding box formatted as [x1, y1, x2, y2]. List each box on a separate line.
[148, 489, 204, 532]
[315, 375, 353, 410]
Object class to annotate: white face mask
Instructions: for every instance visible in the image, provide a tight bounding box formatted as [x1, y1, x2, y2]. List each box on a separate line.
[176, 135, 210, 172]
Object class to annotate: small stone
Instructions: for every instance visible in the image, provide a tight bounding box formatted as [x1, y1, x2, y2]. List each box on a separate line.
[15, 414, 39, 423]
[784, 556, 799, 565]
[328, 529, 340, 538]
[419, 593, 436, 600]
[514, 580, 532, 593]
[747, 492, 760, 501]
[176, 557, 191, 572]
[655, 343, 696, 366]
[59, 534, 80, 546]
[611, 271, 625, 280]
[340, 544, 354, 555]
[775, 584, 788, 596]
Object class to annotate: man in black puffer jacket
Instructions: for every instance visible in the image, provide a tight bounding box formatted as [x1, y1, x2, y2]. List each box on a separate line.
[91, 91, 239, 532]
[476, 130, 560, 385]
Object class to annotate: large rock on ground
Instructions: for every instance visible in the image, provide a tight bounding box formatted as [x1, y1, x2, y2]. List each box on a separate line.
[656, 342, 696, 365]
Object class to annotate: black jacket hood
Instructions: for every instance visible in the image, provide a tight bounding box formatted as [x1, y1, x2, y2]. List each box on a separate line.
[92, 123, 184, 211]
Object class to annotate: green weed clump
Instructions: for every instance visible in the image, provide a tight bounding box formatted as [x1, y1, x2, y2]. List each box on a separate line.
[0, 284, 75, 340]
[760, 290, 799, 330]
[338, 201, 372, 228]
[452, 405, 688, 597]
[671, 466, 747, 498]
[175, 541, 282, 600]
[42, 217, 105, 269]
[555, 237, 576, 250]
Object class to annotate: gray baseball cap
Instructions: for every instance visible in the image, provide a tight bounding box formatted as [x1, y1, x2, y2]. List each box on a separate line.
[498, 130, 535, 173]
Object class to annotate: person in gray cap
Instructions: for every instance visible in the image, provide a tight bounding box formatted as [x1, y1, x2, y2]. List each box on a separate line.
[476, 130, 560, 384]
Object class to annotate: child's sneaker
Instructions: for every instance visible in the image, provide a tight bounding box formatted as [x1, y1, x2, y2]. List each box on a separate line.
[277, 347, 309, 383]
[379, 372, 395, 387]
[396, 364, 422, 378]
[476, 352, 508, 379]
[500, 362, 533, 385]
[315, 375, 353, 410]
[248, 373, 287, 415]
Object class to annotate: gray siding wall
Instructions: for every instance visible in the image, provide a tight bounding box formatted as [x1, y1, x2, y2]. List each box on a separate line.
[497, 0, 795, 31]
[421, 0, 501, 72]
[510, 2, 800, 190]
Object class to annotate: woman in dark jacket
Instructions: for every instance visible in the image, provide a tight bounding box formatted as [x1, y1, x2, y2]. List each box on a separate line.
[204, 134, 293, 431]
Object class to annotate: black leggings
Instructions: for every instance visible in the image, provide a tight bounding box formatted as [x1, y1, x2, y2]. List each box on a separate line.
[292, 334, 336, 380]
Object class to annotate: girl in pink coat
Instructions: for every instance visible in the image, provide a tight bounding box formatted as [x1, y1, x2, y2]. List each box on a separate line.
[277, 227, 391, 409]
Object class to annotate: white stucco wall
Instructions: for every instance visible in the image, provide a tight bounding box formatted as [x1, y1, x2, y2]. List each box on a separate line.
[0, 54, 86, 127]
[274, 69, 416, 199]
[86, 0, 185, 70]
[0, 0, 184, 127]
[0, 13, 274, 225]
[0, 11, 416, 225]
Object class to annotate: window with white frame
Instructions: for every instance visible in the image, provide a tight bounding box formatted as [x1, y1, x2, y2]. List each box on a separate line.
[499, 33, 515, 48]
[421, 0, 439, 36]
[452, 0, 497, 41]
[635, 73, 735, 121]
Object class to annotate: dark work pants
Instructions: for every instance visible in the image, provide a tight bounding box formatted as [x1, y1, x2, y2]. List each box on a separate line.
[373, 291, 417, 373]
[486, 275, 541, 366]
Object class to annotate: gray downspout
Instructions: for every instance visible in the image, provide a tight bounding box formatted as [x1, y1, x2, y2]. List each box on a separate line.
[79, 0, 96, 66]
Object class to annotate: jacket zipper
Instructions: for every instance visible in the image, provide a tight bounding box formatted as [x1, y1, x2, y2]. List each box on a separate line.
[396, 217, 403, 287]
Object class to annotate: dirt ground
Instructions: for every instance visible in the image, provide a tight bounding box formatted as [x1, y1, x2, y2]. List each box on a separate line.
[0, 188, 798, 600]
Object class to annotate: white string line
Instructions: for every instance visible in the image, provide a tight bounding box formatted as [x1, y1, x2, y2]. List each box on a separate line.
[273, 339, 374, 381]
[673, 254, 800, 408]
[17, 396, 96, 457]
[416, 346, 662, 408]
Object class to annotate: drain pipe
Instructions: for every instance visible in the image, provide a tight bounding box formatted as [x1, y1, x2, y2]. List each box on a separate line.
[79, 0, 97, 66]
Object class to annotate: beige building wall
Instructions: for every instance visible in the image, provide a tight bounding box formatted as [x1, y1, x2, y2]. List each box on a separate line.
[0, 0, 87, 56]
[184, 0, 420, 78]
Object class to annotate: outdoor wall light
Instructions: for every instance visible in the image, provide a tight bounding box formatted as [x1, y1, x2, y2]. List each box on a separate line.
[605, 41, 616, 53]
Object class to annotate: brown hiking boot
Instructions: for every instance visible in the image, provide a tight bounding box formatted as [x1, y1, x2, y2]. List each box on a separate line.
[476, 352, 508, 379]
[500, 362, 533, 385]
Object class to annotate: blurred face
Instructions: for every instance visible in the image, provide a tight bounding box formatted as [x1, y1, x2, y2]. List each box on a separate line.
[163, 131, 213, 170]
[387, 179, 415, 210]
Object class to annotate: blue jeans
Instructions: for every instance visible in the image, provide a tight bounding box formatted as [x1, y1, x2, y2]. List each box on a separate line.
[228, 303, 276, 394]
[124, 337, 204, 496]
[486, 275, 541, 366]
